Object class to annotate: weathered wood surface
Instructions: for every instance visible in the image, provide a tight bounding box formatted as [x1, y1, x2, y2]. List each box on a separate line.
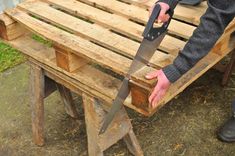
[57, 84, 79, 118]
[82, 94, 143, 155]
[54, 45, 89, 72]
[1, 0, 235, 115]
[30, 62, 45, 146]
[0, 13, 25, 40]
[121, 0, 207, 25]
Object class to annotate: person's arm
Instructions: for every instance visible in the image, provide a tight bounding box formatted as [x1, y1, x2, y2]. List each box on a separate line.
[146, 0, 235, 107]
[163, 0, 235, 83]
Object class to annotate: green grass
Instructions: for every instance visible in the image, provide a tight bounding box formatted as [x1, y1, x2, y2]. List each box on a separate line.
[31, 34, 52, 47]
[0, 41, 26, 72]
[0, 34, 52, 72]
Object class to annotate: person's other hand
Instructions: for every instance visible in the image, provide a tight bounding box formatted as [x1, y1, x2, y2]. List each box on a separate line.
[149, 2, 170, 23]
[145, 69, 171, 108]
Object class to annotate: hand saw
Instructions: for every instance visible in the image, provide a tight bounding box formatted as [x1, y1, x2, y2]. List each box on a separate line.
[99, 2, 178, 134]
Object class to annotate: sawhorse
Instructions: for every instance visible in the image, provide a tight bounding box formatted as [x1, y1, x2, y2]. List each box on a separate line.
[29, 61, 143, 156]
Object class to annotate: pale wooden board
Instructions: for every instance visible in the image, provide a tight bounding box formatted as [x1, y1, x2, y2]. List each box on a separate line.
[5, 8, 157, 87]
[17, 0, 175, 68]
[0, 12, 26, 40]
[121, 0, 207, 25]
[0, 13, 15, 25]
[79, 0, 196, 39]
[43, 0, 186, 55]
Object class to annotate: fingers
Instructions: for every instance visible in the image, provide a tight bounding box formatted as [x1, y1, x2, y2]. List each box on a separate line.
[161, 14, 170, 23]
[158, 8, 169, 23]
[148, 85, 160, 104]
[147, 69, 170, 108]
[151, 90, 166, 108]
[145, 70, 159, 79]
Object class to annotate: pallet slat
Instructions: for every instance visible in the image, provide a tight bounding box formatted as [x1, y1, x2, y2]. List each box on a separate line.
[79, 0, 196, 39]
[122, 0, 207, 25]
[6, 8, 160, 87]
[44, 0, 186, 55]
[17, 1, 174, 68]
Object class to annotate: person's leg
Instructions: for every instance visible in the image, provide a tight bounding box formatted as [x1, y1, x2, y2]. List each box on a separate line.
[218, 99, 235, 142]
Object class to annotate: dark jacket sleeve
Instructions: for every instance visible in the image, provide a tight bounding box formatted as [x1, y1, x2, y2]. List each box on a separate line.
[162, 0, 235, 83]
[158, 0, 179, 10]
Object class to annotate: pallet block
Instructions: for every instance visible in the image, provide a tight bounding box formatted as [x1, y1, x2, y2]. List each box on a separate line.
[0, 13, 25, 40]
[54, 45, 89, 72]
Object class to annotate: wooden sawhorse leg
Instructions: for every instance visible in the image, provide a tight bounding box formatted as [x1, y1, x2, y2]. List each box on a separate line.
[30, 63, 45, 146]
[56, 84, 79, 118]
[30, 63, 78, 146]
[82, 93, 143, 156]
[222, 50, 235, 86]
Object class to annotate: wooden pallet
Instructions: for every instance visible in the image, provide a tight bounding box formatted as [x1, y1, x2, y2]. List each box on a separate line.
[1, 0, 235, 116]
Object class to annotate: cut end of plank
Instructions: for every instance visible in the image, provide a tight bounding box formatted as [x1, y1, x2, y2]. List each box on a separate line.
[0, 13, 26, 40]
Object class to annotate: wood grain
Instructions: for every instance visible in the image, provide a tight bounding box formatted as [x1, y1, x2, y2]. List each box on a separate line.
[30, 62, 45, 146]
[0, 13, 25, 40]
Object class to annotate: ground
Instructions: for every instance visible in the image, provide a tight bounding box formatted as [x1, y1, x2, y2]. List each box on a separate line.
[0, 62, 235, 156]
[0, 41, 25, 72]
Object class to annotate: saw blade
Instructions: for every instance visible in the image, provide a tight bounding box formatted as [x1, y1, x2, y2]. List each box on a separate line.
[99, 32, 166, 134]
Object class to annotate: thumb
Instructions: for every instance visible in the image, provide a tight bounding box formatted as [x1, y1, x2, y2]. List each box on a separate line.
[145, 70, 159, 79]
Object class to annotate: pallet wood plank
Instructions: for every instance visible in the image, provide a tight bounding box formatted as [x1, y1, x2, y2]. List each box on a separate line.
[5, 8, 154, 87]
[43, 0, 186, 54]
[79, 0, 196, 39]
[17, 1, 175, 68]
[0, 13, 15, 25]
[88, 0, 234, 45]
[122, 0, 207, 25]
[0, 13, 25, 40]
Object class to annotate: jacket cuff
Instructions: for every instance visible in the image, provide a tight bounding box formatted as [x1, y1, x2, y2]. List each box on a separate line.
[162, 64, 182, 83]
